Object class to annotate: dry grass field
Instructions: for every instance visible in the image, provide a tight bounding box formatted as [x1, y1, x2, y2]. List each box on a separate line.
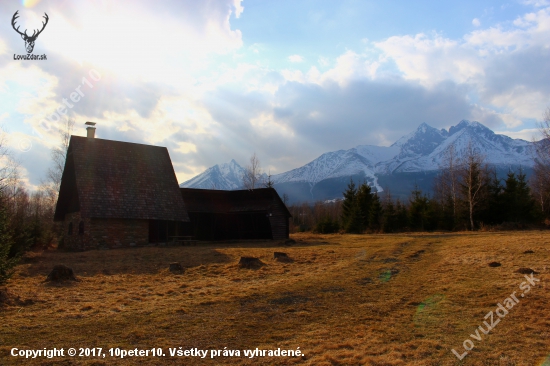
[1, 231, 550, 365]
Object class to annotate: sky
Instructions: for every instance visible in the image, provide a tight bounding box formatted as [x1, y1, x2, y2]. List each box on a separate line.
[1, 0, 550, 189]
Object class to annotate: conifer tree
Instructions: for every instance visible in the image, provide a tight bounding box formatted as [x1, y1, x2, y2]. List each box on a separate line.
[409, 186, 432, 231]
[502, 170, 536, 223]
[356, 182, 373, 229]
[395, 199, 409, 231]
[369, 193, 383, 232]
[478, 168, 502, 225]
[341, 178, 357, 231]
[382, 198, 398, 233]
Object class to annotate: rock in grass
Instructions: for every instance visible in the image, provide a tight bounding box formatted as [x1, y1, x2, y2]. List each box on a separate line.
[239, 257, 265, 269]
[274, 252, 293, 263]
[488, 262, 501, 267]
[0, 288, 10, 304]
[274, 252, 288, 259]
[516, 267, 538, 274]
[46, 265, 77, 282]
[169, 263, 184, 274]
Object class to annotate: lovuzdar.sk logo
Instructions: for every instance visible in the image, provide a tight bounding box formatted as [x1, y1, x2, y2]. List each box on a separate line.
[12, 10, 48, 60]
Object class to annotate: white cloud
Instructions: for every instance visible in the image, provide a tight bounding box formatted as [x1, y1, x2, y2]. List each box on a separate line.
[375, 33, 482, 86]
[472, 18, 481, 27]
[371, 7, 550, 123]
[288, 55, 304, 63]
[232, 0, 244, 18]
[175, 142, 197, 154]
[521, 0, 550, 7]
[318, 56, 330, 67]
[494, 128, 540, 141]
[37, 1, 244, 83]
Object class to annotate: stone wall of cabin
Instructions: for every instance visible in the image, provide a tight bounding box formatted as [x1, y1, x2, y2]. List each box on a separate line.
[63, 212, 148, 250]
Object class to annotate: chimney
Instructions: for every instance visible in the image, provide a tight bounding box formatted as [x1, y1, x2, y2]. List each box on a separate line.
[85, 121, 96, 138]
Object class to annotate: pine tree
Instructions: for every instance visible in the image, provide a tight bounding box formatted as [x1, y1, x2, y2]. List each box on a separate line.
[409, 186, 431, 231]
[356, 182, 373, 229]
[516, 170, 537, 222]
[341, 178, 357, 231]
[369, 193, 383, 232]
[395, 199, 409, 231]
[502, 170, 536, 223]
[478, 169, 502, 225]
[382, 199, 397, 233]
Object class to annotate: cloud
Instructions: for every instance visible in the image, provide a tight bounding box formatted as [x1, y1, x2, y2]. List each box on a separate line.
[521, 0, 550, 7]
[494, 128, 540, 141]
[373, 7, 550, 123]
[2, 1, 550, 188]
[1, 0, 244, 83]
[288, 55, 304, 63]
[375, 33, 482, 86]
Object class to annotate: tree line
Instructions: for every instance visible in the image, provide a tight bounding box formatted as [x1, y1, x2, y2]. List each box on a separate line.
[289, 160, 540, 235]
[0, 119, 73, 285]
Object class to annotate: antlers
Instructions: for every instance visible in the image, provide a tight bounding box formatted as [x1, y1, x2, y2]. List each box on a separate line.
[11, 11, 25, 36]
[11, 11, 49, 40]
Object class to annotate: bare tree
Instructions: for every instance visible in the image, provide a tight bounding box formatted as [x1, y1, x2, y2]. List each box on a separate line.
[282, 193, 289, 205]
[264, 170, 274, 188]
[43, 118, 74, 204]
[532, 107, 550, 210]
[530, 164, 550, 214]
[459, 142, 487, 230]
[435, 143, 460, 222]
[242, 152, 262, 190]
[0, 129, 19, 196]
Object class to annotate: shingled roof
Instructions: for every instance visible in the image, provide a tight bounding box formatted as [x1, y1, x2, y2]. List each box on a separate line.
[54, 136, 189, 222]
[180, 188, 291, 217]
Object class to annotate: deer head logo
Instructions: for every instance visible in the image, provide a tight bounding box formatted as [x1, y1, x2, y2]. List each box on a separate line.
[12, 11, 49, 54]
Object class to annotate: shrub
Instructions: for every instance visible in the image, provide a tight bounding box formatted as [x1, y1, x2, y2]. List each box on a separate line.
[314, 217, 340, 234]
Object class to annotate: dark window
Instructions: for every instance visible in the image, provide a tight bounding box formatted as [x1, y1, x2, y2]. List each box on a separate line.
[68, 222, 73, 235]
[78, 221, 84, 235]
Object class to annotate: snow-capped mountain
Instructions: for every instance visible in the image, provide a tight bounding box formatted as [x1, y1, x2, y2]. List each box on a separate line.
[380, 121, 534, 174]
[180, 121, 537, 202]
[180, 159, 246, 190]
[274, 120, 534, 185]
[179, 159, 269, 190]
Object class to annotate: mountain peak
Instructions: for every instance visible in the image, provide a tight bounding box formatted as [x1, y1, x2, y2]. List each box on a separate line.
[417, 122, 432, 132]
[391, 122, 448, 156]
[448, 120, 489, 135]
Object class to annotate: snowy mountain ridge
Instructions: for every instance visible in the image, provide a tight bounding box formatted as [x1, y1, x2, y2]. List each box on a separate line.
[180, 121, 537, 199]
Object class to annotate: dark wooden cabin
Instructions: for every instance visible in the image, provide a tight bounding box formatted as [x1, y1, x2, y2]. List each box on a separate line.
[54, 134, 189, 250]
[180, 188, 291, 240]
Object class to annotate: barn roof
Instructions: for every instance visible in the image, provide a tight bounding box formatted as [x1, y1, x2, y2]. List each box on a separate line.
[180, 188, 291, 217]
[54, 136, 189, 222]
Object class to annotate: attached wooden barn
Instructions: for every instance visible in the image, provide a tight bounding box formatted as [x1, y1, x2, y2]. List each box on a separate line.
[54, 129, 189, 250]
[180, 188, 291, 241]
